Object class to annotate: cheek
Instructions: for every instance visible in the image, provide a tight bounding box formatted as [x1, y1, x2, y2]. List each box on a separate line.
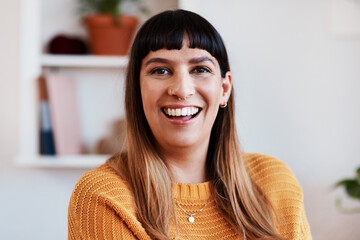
[140, 80, 153, 102]
[201, 81, 223, 103]
[140, 80, 162, 112]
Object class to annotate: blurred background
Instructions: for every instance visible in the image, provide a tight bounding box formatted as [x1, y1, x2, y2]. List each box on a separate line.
[1, 0, 360, 239]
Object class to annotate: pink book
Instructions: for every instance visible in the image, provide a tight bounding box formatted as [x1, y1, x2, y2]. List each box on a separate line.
[45, 74, 83, 155]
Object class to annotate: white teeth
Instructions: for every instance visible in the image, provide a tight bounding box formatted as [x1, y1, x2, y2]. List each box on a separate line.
[165, 107, 200, 117]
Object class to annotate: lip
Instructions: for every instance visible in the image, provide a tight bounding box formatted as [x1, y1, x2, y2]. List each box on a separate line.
[160, 104, 202, 126]
[161, 104, 200, 109]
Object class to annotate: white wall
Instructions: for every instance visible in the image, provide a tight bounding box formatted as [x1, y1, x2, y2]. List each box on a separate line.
[1, 0, 360, 239]
[181, 0, 360, 239]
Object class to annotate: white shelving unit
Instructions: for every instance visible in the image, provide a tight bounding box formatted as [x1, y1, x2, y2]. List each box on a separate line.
[15, 54, 124, 168]
[16, 54, 126, 168]
[16, 0, 128, 168]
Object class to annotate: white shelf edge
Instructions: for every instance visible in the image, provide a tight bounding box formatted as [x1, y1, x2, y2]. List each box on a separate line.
[41, 54, 129, 68]
[14, 154, 109, 169]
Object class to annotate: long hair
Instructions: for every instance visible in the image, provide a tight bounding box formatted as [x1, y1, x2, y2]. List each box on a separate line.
[109, 10, 285, 239]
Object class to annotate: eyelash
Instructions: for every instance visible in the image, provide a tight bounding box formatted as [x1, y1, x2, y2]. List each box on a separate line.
[150, 67, 170, 75]
[192, 66, 211, 74]
[149, 66, 212, 75]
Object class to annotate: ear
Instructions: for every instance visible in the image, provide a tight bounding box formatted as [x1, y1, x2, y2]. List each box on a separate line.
[221, 71, 232, 104]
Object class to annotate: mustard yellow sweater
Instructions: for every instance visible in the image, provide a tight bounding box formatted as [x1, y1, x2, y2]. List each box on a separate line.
[68, 153, 312, 239]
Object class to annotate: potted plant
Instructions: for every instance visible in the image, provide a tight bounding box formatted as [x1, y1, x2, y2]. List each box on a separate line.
[78, 0, 143, 55]
[334, 167, 360, 213]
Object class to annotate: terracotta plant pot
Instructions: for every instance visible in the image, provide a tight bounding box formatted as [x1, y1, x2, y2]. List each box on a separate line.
[84, 14, 139, 56]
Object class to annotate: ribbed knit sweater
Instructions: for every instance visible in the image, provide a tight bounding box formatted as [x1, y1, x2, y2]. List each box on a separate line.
[68, 153, 311, 239]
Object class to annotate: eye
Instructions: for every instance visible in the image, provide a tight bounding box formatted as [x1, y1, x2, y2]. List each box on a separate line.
[150, 67, 171, 75]
[192, 66, 211, 74]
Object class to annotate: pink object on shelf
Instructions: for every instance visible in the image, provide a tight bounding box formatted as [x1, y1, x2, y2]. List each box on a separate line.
[45, 74, 83, 155]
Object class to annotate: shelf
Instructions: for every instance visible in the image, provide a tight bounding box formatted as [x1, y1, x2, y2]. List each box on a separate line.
[41, 54, 129, 68]
[14, 154, 109, 168]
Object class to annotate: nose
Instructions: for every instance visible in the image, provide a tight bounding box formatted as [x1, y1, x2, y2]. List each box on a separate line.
[168, 71, 195, 100]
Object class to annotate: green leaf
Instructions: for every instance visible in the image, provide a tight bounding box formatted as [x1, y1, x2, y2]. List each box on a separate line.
[343, 180, 360, 200]
[334, 167, 360, 203]
[335, 179, 354, 188]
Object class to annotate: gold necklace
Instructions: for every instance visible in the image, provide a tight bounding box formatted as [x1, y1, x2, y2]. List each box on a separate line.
[175, 198, 247, 240]
[175, 198, 212, 223]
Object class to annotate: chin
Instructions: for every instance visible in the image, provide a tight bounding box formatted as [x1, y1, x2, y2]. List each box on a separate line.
[156, 135, 198, 149]
[167, 139, 197, 148]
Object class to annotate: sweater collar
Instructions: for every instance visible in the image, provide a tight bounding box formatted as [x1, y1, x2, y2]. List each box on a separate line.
[172, 181, 212, 201]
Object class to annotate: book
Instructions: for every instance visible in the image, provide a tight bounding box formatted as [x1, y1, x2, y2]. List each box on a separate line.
[45, 73, 83, 155]
[38, 75, 55, 155]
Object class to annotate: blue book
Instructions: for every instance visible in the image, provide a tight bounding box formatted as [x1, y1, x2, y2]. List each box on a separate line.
[39, 101, 55, 155]
[38, 76, 56, 155]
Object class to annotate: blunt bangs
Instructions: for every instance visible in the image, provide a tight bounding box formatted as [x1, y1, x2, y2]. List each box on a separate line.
[132, 10, 230, 77]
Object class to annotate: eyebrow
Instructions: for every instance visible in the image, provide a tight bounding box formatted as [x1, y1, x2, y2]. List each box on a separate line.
[144, 56, 215, 67]
[189, 57, 215, 65]
[144, 58, 171, 67]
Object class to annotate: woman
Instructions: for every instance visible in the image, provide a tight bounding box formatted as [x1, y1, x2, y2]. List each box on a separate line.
[68, 10, 311, 240]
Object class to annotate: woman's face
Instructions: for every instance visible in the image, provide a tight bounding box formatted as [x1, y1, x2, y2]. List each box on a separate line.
[139, 43, 232, 153]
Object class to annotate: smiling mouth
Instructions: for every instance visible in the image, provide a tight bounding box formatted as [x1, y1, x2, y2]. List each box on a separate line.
[162, 107, 201, 120]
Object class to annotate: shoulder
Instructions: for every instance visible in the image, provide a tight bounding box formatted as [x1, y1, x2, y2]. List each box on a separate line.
[71, 162, 132, 197]
[68, 162, 151, 239]
[243, 152, 303, 198]
[69, 162, 135, 216]
[243, 153, 312, 239]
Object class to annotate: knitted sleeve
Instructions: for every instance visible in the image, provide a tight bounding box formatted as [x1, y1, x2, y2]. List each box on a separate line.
[68, 196, 135, 239]
[68, 164, 150, 240]
[244, 153, 312, 240]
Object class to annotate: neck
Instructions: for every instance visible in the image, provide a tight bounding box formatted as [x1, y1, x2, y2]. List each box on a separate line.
[159, 143, 208, 184]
